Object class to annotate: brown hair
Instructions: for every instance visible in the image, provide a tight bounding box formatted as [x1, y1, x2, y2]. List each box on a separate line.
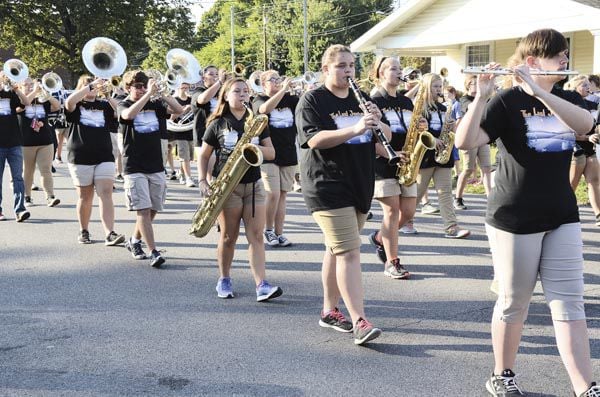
[513, 29, 568, 64]
[75, 74, 93, 90]
[321, 44, 353, 68]
[123, 70, 148, 88]
[206, 78, 248, 126]
[587, 74, 600, 88]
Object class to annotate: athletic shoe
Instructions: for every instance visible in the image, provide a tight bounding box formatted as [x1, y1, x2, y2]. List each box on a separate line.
[24, 196, 33, 206]
[277, 234, 292, 247]
[366, 211, 374, 220]
[115, 174, 125, 183]
[31, 185, 40, 191]
[400, 220, 418, 234]
[105, 231, 126, 246]
[256, 280, 283, 302]
[454, 197, 467, 210]
[577, 382, 600, 397]
[78, 229, 92, 244]
[186, 178, 197, 188]
[125, 238, 147, 259]
[16, 211, 30, 223]
[46, 196, 60, 207]
[169, 171, 178, 181]
[0, 212, 5, 221]
[485, 369, 524, 396]
[179, 174, 186, 185]
[596, 214, 600, 227]
[368, 230, 387, 264]
[264, 229, 279, 246]
[149, 249, 165, 268]
[384, 258, 410, 279]
[421, 202, 440, 215]
[445, 226, 471, 239]
[216, 277, 234, 299]
[319, 307, 353, 333]
[353, 317, 382, 345]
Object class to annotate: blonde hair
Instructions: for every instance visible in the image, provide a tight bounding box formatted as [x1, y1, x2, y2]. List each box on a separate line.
[321, 44, 353, 68]
[75, 74, 93, 90]
[564, 75, 589, 91]
[420, 73, 443, 114]
[260, 70, 279, 87]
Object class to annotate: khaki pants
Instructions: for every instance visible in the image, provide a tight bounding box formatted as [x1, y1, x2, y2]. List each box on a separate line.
[22, 144, 54, 197]
[416, 167, 456, 231]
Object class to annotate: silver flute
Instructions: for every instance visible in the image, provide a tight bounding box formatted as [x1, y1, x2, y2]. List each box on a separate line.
[461, 67, 579, 76]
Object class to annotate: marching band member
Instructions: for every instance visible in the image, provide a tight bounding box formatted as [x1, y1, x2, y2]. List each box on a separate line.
[169, 82, 195, 187]
[119, 71, 183, 267]
[252, 70, 298, 247]
[415, 73, 470, 239]
[198, 77, 283, 302]
[0, 70, 32, 222]
[18, 77, 61, 208]
[295, 44, 389, 345]
[50, 88, 70, 164]
[65, 75, 125, 246]
[367, 56, 411, 279]
[456, 28, 598, 396]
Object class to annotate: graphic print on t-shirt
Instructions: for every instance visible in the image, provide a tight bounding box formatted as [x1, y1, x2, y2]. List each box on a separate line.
[270, 107, 294, 128]
[25, 104, 46, 119]
[383, 109, 411, 134]
[133, 109, 159, 133]
[523, 109, 575, 152]
[223, 129, 239, 150]
[209, 98, 218, 113]
[80, 107, 106, 128]
[331, 111, 373, 144]
[0, 99, 12, 116]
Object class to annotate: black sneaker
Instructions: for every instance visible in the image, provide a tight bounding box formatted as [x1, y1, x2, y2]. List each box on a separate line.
[169, 171, 178, 181]
[78, 229, 92, 244]
[319, 307, 353, 333]
[16, 211, 30, 223]
[125, 238, 147, 259]
[486, 369, 524, 396]
[454, 197, 467, 210]
[149, 249, 165, 268]
[47, 196, 60, 207]
[24, 196, 33, 206]
[368, 230, 387, 264]
[366, 211, 373, 220]
[105, 231, 126, 246]
[577, 382, 600, 397]
[353, 317, 382, 345]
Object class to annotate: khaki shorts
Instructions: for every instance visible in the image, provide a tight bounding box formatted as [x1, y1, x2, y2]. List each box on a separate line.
[571, 153, 586, 166]
[312, 207, 368, 255]
[68, 162, 115, 187]
[223, 180, 266, 209]
[176, 140, 195, 162]
[373, 178, 418, 199]
[261, 163, 296, 193]
[461, 144, 491, 170]
[124, 172, 167, 212]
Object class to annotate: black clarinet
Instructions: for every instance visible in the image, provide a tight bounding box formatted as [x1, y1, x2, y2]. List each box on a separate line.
[347, 77, 400, 165]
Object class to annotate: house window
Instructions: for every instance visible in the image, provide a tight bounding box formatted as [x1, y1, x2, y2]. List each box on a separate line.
[466, 44, 490, 67]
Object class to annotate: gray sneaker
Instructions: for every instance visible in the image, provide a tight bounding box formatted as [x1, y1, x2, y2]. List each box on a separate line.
[277, 234, 292, 247]
[353, 317, 382, 345]
[421, 202, 440, 215]
[264, 229, 279, 246]
[105, 231, 126, 246]
[485, 369, 524, 396]
[384, 258, 410, 279]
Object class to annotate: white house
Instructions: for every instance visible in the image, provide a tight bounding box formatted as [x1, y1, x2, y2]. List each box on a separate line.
[350, 0, 600, 89]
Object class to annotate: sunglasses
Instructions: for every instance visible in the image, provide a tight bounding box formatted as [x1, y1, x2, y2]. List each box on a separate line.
[131, 82, 147, 89]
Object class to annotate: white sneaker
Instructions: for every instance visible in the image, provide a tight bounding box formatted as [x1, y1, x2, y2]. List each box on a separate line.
[186, 178, 197, 187]
[277, 234, 292, 247]
[264, 229, 279, 246]
[400, 221, 418, 234]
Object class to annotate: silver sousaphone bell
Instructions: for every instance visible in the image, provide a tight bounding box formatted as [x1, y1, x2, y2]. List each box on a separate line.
[81, 37, 127, 79]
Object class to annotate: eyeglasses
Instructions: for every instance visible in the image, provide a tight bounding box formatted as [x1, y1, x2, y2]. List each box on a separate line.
[267, 77, 281, 83]
[131, 83, 147, 89]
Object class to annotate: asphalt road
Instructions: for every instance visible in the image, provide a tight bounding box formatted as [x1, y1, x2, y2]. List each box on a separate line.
[0, 161, 599, 396]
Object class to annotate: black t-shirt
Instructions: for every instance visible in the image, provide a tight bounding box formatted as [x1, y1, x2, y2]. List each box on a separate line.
[371, 88, 414, 179]
[420, 102, 453, 169]
[192, 86, 219, 145]
[66, 99, 115, 165]
[480, 86, 583, 234]
[203, 111, 270, 184]
[118, 99, 169, 174]
[19, 100, 53, 147]
[0, 90, 23, 148]
[168, 96, 193, 141]
[296, 85, 378, 214]
[252, 93, 299, 166]
[575, 99, 598, 157]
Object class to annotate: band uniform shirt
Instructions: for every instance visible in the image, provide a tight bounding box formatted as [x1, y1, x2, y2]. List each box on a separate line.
[203, 111, 270, 184]
[168, 96, 193, 141]
[19, 100, 53, 147]
[191, 87, 219, 144]
[480, 86, 583, 234]
[0, 90, 23, 148]
[118, 99, 169, 175]
[48, 89, 71, 129]
[371, 89, 414, 180]
[420, 102, 453, 169]
[65, 99, 115, 165]
[252, 93, 299, 166]
[573, 98, 598, 157]
[296, 85, 382, 214]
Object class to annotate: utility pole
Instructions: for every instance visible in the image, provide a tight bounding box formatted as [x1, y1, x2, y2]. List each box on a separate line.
[230, 5, 235, 72]
[303, 0, 308, 73]
[263, 5, 267, 70]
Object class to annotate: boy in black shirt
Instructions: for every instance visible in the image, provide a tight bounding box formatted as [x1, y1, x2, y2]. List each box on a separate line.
[119, 71, 183, 268]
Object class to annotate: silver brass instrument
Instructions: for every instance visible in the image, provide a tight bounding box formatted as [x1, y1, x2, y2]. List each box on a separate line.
[234, 63, 246, 77]
[3, 59, 29, 88]
[166, 48, 202, 84]
[190, 103, 268, 238]
[167, 110, 194, 133]
[82, 37, 127, 79]
[397, 84, 436, 186]
[461, 67, 578, 76]
[347, 77, 400, 166]
[38, 72, 63, 102]
[248, 71, 263, 94]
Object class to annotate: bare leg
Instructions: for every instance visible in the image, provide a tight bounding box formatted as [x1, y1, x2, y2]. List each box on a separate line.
[274, 191, 287, 235]
[217, 207, 242, 279]
[242, 203, 267, 285]
[95, 179, 115, 235]
[76, 185, 95, 230]
[136, 208, 158, 251]
[322, 250, 341, 311]
[335, 248, 365, 324]
[492, 319, 524, 375]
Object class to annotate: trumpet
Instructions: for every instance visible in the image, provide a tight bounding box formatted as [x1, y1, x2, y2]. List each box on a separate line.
[461, 67, 579, 76]
[234, 63, 246, 77]
[38, 72, 63, 102]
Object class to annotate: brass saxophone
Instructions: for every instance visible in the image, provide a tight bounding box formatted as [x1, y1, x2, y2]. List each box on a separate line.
[189, 104, 268, 238]
[396, 85, 436, 186]
[434, 105, 456, 164]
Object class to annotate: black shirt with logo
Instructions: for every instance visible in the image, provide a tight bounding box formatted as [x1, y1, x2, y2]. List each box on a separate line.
[19, 100, 53, 147]
[66, 99, 115, 165]
[420, 102, 453, 169]
[192, 86, 219, 145]
[168, 96, 193, 141]
[0, 90, 23, 148]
